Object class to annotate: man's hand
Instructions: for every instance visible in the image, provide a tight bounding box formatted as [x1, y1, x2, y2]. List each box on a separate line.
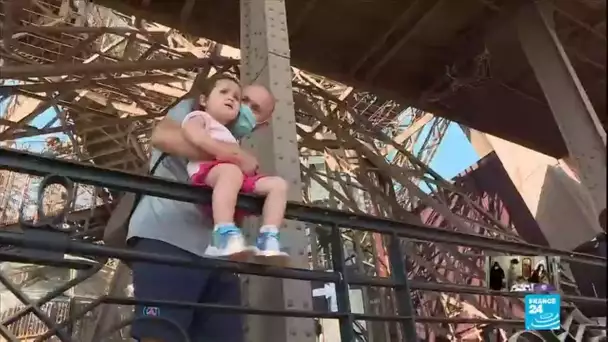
[212, 143, 257, 174]
[236, 150, 259, 175]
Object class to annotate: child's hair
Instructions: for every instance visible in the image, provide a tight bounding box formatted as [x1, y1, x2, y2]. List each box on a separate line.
[190, 73, 241, 110]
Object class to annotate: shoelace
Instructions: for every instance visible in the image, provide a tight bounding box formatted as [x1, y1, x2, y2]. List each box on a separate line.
[260, 232, 280, 239]
[216, 227, 240, 237]
[220, 230, 241, 236]
[214, 229, 241, 246]
[258, 232, 280, 249]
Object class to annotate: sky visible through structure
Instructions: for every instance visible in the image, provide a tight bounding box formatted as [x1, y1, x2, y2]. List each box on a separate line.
[1, 94, 480, 187]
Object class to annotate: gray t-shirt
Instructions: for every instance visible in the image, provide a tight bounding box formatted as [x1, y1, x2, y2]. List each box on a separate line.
[127, 99, 213, 256]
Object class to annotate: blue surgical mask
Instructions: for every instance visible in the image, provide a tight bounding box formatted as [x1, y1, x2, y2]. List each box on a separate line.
[230, 104, 257, 139]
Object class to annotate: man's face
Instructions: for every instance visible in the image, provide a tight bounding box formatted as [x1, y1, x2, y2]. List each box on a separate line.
[242, 85, 275, 126]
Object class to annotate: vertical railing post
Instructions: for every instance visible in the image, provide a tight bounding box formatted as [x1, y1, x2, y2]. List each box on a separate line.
[388, 233, 417, 341]
[239, 0, 314, 341]
[330, 224, 355, 342]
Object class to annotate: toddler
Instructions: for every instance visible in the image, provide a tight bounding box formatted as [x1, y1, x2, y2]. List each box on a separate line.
[181, 74, 290, 265]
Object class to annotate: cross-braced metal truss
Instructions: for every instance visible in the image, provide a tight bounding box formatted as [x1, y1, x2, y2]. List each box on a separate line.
[0, 1, 605, 341]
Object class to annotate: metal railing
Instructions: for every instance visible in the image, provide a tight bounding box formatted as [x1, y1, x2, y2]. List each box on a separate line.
[0, 147, 606, 341]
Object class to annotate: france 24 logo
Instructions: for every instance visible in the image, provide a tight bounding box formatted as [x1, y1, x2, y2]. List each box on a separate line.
[524, 294, 561, 331]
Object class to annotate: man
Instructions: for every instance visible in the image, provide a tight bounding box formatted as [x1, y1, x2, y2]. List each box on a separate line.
[506, 258, 520, 290]
[128, 84, 276, 342]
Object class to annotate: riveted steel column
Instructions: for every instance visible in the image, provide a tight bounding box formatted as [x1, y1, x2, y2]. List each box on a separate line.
[515, 1, 607, 219]
[239, 1, 315, 342]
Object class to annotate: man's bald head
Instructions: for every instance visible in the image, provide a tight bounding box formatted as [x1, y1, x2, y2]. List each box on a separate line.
[243, 84, 276, 123]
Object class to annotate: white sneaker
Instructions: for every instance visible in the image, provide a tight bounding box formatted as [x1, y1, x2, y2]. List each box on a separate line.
[255, 231, 290, 266]
[212, 225, 257, 262]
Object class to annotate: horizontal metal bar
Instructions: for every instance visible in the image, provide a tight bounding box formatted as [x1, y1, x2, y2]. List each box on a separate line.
[0, 56, 232, 78]
[0, 148, 605, 266]
[0, 250, 95, 269]
[0, 231, 605, 307]
[101, 296, 527, 325]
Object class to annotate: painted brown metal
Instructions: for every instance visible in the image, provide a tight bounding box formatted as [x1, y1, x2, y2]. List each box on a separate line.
[416, 152, 549, 246]
[416, 152, 606, 320]
[90, 0, 605, 158]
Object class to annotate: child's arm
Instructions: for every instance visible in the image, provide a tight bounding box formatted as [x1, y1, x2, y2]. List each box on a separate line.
[181, 111, 259, 172]
[181, 111, 239, 158]
[153, 115, 258, 169]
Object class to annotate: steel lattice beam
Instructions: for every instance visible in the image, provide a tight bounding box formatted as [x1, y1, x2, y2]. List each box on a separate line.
[0, 1, 606, 341]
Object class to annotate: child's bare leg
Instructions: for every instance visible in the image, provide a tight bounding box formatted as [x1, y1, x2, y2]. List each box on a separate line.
[252, 176, 290, 264]
[205, 163, 244, 224]
[253, 176, 288, 227]
[204, 163, 255, 260]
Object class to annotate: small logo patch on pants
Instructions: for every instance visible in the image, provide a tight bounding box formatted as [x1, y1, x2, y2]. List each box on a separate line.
[143, 306, 160, 316]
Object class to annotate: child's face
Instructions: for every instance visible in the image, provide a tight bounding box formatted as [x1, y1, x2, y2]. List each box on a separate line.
[203, 79, 241, 125]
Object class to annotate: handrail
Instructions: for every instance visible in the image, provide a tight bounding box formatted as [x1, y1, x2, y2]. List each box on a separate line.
[0, 147, 605, 267]
[0, 231, 603, 306]
[0, 147, 606, 342]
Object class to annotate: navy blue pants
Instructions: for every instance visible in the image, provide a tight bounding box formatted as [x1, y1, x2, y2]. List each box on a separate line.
[130, 238, 244, 342]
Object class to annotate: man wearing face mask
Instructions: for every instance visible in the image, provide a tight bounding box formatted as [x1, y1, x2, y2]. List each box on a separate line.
[126, 83, 276, 342]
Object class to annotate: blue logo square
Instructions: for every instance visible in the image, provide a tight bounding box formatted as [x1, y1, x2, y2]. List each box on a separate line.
[524, 294, 561, 331]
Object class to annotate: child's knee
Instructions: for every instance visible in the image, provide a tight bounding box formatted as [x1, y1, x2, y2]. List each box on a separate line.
[213, 163, 244, 180]
[268, 176, 288, 193]
[253, 176, 289, 195]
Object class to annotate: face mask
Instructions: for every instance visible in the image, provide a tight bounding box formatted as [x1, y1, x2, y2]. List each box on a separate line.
[230, 104, 257, 139]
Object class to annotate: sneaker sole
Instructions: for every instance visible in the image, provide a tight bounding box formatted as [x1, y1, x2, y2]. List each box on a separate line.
[224, 247, 258, 262]
[254, 251, 290, 267]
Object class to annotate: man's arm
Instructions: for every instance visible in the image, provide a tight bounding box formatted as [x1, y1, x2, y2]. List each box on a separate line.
[150, 116, 208, 160]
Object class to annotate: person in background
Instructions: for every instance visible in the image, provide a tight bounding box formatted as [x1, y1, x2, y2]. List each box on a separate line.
[529, 263, 548, 284]
[127, 81, 277, 342]
[489, 261, 505, 291]
[506, 258, 519, 290]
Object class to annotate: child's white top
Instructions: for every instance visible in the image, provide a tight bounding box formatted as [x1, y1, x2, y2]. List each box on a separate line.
[181, 110, 237, 177]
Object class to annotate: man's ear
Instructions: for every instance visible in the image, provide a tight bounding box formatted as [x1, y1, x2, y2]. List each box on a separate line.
[253, 122, 270, 132]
